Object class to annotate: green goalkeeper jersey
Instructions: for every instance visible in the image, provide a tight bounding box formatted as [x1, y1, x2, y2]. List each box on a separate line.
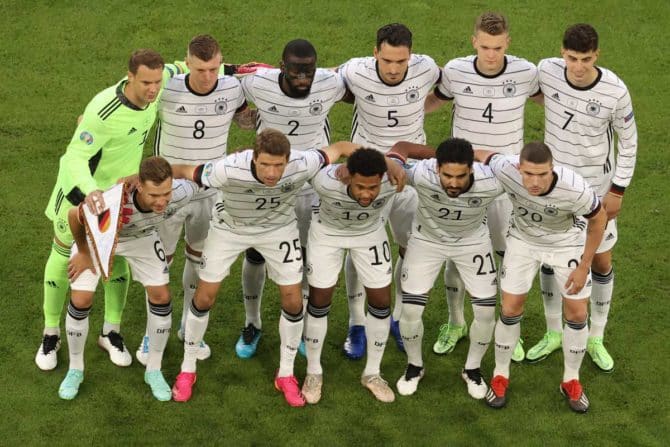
[45, 64, 183, 221]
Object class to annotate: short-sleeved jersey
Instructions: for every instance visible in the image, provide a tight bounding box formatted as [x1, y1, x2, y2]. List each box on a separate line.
[45, 64, 183, 222]
[436, 55, 539, 154]
[120, 179, 198, 240]
[339, 55, 441, 153]
[488, 154, 601, 247]
[241, 68, 346, 151]
[310, 164, 396, 236]
[407, 159, 503, 243]
[538, 58, 638, 197]
[155, 74, 246, 165]
[200, 149, 327, 234]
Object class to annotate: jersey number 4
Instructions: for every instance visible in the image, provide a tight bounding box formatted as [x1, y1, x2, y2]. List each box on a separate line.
[482, 103, 493, 123]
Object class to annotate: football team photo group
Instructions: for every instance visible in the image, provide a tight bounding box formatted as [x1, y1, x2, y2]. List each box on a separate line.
[6, 2, 665, 444]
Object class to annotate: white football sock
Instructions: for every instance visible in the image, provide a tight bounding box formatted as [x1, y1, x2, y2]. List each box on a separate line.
[590, 269, 614, 338]
[540, 265, 564, 333]
[180, 302, 209, 373]
[465, 297, 496, 370]
[399, 298, 427, 367]
[363, 304, 391, 377]
[444, 261, 466, 326]
[304, 303, 330, 375]
[278, 308, 303, 377]
[242, 257, 265, 329]
[66, 301, 90, 371]
[345, 252, 366, 327]
[493, 314, 522, 379]
[563, 319, 588, 382]
[146, 301, 172, 371]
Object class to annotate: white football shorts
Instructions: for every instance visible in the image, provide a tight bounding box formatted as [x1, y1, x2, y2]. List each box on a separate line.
[401, 233, 498, 299]
[70, 232, 169, 291]
[306, 220, 391, 289]
[199, 221, 303, 285]
[501, 236, 591, 300]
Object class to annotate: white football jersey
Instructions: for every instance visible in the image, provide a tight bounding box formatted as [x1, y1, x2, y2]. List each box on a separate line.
[339, 55, 441, 153]
[407, 159, 503, 243]
[488, 154, 601, 247]
[200, 149, 327, 235]
[538, 58, 638, 197]
[156, 74, 246, 165]
[436, 55, 539, 154]
[310, 164, 396, 236]
[241, 68, 346, 151]
[120, 179, 198, 240]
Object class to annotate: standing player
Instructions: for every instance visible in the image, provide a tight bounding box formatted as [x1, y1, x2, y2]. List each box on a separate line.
[302, 148, 403, 404]
[338, 23, 441, 358]
[390, 139, 503, 399]
[136, 35, 255, 365]
[235, 39, 346, 358]
[528, 24, 638, 370]
[169, 130, 363, 407]
[476, 143, 607, 413]
[38, 50, 178, 371]
[424, 12, 539, 359]
[59, 157, 198, 401]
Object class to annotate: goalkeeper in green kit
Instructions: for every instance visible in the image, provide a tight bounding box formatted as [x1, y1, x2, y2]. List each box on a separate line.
[37, 49, 184, 370]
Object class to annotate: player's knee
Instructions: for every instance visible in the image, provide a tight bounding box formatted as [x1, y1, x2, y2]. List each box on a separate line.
[563, 299, 588, 322]
[501, 296, 524, 317]
[193, 290, 216, 310]
[591, 254, 612, 275]
[366, 286, 391, 308]
[245, 248, 265, 265]
[147, 286, 171, 305]
[70, 291, 94, 309]
[309, 286, 334, 308]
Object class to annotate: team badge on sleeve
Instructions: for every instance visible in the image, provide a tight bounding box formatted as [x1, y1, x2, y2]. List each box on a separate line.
[79, 131, 94, 145]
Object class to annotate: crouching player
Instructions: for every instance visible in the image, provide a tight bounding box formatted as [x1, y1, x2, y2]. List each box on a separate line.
[390, 138, 504, 399]
[58, 157, 198, 401]
[477, 142, 607, 413]
[169, 129, 365, 407]
[302, 148, 405, 404]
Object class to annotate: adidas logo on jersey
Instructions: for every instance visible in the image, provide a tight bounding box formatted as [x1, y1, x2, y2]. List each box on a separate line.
[552, 93, 560, 101]
[269, 106, 279, 113]
[127, 127, 137, 135]
[365, 94, 375, 102]
[462, 86, 473, 94]
[176, 106, 187, 113]
[605, 233, 615, 241]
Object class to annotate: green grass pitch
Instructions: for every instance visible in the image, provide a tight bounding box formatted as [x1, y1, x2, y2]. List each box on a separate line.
[1, 0, 668, 445]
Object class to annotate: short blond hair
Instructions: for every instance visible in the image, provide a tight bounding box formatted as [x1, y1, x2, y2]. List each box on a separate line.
[474, 12, 509, 36]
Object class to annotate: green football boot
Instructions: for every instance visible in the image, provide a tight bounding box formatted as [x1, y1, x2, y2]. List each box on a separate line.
[587, 336, 614, 372]
[526, 330, 562, 363]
